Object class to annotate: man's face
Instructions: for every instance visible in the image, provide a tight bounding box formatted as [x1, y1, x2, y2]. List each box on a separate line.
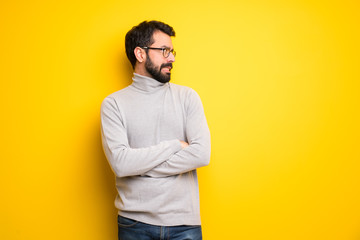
[144, 31, 175, 83]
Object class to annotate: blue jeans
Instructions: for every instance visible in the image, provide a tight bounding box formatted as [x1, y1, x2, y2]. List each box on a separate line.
[118, 215, 202, 240]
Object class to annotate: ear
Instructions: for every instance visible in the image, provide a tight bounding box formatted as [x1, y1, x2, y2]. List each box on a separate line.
[134, 47, 146, 63]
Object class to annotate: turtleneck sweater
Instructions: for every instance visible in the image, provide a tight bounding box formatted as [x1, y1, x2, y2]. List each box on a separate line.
[100, 73, 211, 226]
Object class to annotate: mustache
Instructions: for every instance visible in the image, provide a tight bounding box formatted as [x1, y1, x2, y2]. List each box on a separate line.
[160, 63, 173, 69]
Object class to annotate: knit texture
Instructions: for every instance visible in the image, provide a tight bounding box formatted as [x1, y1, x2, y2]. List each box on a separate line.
[101, 73, 211, 226]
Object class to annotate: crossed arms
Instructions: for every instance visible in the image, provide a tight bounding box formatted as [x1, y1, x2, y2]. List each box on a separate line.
[100, 90, 210, 178]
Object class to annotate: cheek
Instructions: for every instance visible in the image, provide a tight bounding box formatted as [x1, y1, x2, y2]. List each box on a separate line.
[149, 55, 164, 67]
[155, 60, 164, 68]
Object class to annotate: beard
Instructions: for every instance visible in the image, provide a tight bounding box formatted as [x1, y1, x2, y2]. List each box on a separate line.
[145, 56, 172, 83]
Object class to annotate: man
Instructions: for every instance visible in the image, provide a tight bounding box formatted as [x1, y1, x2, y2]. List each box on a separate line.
[100, 20, 211, 240]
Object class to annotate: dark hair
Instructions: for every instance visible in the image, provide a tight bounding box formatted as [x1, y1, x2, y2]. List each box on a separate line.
[125, 20, 175, 68]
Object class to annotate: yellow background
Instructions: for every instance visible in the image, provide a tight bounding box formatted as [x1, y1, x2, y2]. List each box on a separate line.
[1, 0, 359, 239]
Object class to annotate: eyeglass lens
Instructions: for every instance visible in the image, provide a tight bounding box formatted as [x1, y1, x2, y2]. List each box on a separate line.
[164, 48, 176, 58]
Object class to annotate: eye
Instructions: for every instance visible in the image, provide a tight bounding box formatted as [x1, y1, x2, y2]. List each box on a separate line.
[164, 48, 171, 56]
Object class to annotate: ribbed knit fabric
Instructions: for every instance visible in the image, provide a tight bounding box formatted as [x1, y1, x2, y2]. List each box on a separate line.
[100, 73, 211, 226]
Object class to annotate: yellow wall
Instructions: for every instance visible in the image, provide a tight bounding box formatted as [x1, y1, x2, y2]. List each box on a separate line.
[1, 0, 359, 239]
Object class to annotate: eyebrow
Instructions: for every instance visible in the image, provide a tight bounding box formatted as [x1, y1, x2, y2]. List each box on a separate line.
[160, 45, 173, 50]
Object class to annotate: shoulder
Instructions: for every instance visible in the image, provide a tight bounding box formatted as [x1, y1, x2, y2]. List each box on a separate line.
[169, 83, 200, 98]
[102, 85, 134, 104]
[169, 83, 204, 111]
[105, 85, 133, 99]
[101, 86, 133, 112]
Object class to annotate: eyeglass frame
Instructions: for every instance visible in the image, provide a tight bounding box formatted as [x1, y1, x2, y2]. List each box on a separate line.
[140, 47, 176, 58]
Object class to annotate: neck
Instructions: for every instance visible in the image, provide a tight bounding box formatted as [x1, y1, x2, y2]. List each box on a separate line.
[131, 73, 167, 93]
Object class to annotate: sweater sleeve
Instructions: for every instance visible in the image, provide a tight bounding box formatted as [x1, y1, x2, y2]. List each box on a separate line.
[100, 97, 183, 178]
[143, 89, 211, 178]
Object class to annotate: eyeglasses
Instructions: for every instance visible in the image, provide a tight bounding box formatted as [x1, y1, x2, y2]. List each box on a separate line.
[141, 47, 176, 58]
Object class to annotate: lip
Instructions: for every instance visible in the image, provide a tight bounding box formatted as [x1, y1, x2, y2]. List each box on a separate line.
[162, 66, 172, 72]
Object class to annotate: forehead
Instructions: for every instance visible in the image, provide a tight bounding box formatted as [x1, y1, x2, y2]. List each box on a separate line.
[151, 30, 173, 48]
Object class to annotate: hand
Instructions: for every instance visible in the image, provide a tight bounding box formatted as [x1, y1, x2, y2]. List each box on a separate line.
[180, 140, 189, 149]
